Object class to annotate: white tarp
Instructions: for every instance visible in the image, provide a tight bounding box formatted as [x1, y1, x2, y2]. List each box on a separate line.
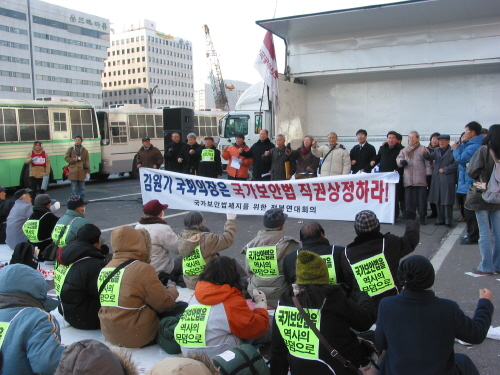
[140, 169, 399, 223]
[235, 81, 269, 111]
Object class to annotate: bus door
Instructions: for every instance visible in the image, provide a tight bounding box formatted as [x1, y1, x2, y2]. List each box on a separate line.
[96, 111, 110, 146]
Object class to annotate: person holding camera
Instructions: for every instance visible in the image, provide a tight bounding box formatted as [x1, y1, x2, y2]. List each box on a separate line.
[65, 135, 90, 200]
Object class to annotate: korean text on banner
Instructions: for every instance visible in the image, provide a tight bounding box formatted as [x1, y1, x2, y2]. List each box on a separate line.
[140, 169, 399, 223]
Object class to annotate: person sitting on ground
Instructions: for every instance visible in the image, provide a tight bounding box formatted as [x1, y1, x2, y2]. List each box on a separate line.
[242, 208, 300, 308]
[175, 256, 270, 359]
[283, 221, 347, 286]
[55, 339, 139, 375]
[178, 211, 237, 289]
[376, 255, 493, 375]
[135, 199, 181, 284]
[52, 195, 89, 247]
[5, 188, 33, 250]
[271, 251, 377, 375]
[146, 352, 219, 375]
[0, 264, 64, 374]
[56, 224, 109, 330]
[0, 185, 15, 244]
[22, 194, 60, 258]
[341, 210, 420, 308]
[99, 226, 179, 348]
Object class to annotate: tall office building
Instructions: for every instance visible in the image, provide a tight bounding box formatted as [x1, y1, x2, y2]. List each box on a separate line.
[0, 0, 109, 107]
[102, 19, 194, 109]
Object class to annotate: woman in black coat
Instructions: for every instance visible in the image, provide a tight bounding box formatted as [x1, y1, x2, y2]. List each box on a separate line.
[57, 224, 108, 329]
[271, 251, 377, 375]
[376, 255, 493, 375]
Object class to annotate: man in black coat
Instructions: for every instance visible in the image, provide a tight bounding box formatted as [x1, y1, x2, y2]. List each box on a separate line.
[193, 137, 222, 178]
[240, 129, 275, 181]
[0, 186, 15, 244]
[178, 133, 200, 174]
[376, 255, 493, 375]
[22, 194, 59, 255]
[164, 132, 185, 173]
[371, 131, 405, 220]
[56, 223, 108, 330]
[341, 210, 419, 309]
[350, 129, 376, 173]
[283, 222, 345, 285]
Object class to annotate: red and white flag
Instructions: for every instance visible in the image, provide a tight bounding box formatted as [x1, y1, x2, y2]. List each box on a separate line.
[254, 31, 279, 107]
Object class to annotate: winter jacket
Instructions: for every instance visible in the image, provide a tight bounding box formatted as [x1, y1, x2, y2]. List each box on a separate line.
[454, 135, 484, 194]
[0, 198, 15, 244]
[178, 219, 236, 289]
[6, 199, 32, 250]
[135, 215, 179, 274]
[341, 219, 420, 308]
[179, 142, 200, 174]
[240, 138, 275, 180]
[424, 146, 458, 205]
[289, 148, 320, 177]
[25, 146, 51, 178]
[164, 141, 185, 173]
[350, 142, 377, 173]
[52, 209, 89, 246]
[179, 281, 269, 359]
[99, 226, 179, 348]
[146, 356, 213, 375]
[242, 230, 301, 307]
[136, 144, 163, 169]
[262, 146, 290, 180]
[271, 286, 376, 375]
[396, 145, 432, 187]
[283, 236, 346, 286]
[465, 145, 500, 211]
[222, 143, 253, 179]
[194, 145, 223, 178]
[64, 145, 90, 181]
[0, 264, 65, 375]
[55, 339, 139, 375]
[376, 289, 493, 375]
[58, 241, 108, 330]
[312, 143, 351, 176]
[24, 205, 59, 252]
[373, 143, 404, 173]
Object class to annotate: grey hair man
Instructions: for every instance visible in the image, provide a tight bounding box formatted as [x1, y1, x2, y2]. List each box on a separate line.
[263, 134, 291, 180]
[311, 132, 351, 176]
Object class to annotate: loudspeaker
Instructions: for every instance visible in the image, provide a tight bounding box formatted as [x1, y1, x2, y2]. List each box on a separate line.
[163, 107, 194, 147]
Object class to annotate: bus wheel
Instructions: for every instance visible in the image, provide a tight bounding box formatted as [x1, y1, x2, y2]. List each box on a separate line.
[90, 173, 110, 180]
[21, 165, 30, 188]
[130, 156, 140, 179]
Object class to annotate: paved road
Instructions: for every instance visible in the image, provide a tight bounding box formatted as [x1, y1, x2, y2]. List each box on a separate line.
[22, 174, 500, 374]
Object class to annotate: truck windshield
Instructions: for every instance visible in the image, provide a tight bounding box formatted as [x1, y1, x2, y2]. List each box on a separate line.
[223, 116, 249, 138]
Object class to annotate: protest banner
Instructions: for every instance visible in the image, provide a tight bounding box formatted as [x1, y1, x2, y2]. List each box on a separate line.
[140, 169, 399, 223]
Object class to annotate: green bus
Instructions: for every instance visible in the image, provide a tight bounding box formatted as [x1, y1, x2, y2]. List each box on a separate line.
[0, 98, 102, 189]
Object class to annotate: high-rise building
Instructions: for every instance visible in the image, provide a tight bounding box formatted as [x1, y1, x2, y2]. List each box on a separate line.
[0, 0, 109, 107]
[102, 19, 194, 109]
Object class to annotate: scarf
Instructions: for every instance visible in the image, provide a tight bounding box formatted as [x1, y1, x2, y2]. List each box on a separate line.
[301, 147, 311, 155]
[138, 215, 169, 225]
[406, 141, 421, 154]
[74, 145, 82, 155]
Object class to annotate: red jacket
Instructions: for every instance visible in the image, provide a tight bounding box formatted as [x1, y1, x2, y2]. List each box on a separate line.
[222, 144, 253, 178]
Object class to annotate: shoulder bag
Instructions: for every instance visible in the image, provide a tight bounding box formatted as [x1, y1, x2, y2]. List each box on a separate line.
[480, 148, 500, 204]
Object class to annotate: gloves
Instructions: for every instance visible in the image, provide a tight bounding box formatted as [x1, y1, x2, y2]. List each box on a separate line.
[400, 160, 408, 167]
[227, 211, 237, 220]
[252, 289, 267, 310]
[50, 201, 60, 213]
[359, 360, 378, 375]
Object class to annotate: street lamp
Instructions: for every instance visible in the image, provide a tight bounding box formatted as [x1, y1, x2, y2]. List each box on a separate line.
[144, 85, 158, 108]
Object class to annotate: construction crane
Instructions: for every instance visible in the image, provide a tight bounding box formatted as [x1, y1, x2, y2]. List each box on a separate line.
[203, 24, 231, 111]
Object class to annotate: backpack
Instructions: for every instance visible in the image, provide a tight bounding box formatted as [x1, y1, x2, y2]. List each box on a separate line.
[481, 149, 500, 204]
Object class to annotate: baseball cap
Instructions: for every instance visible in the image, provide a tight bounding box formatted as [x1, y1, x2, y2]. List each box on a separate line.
[14, 188, 32, 200]
[143, 199, 168, 216]
[142, 136, 151, 142]
[0, 186, 5, 192]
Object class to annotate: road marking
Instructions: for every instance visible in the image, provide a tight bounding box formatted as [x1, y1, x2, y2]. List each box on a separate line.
[88, 193, 141, 203]
[100, 211, 189, 233]
[430, 222, 466, 273]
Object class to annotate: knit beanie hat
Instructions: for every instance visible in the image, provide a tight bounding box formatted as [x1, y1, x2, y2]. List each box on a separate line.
[296, 250, 329, 285]
[354, 210, 380, 234]
[263, 208, 287, 229]
[398, 255, 435, 291]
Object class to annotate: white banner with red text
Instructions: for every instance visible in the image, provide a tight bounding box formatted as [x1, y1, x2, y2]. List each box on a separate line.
[140, 169, 399, 223]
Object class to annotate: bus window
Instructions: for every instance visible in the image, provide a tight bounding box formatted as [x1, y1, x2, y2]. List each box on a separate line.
[110, 121, 127, 144]
[0, 108, 18, 142]
[53, 112, 67, 131]
[146, 115, 155, 137]
[19, 108, 50, 141]
[224, 116, 249, 138]
[70, 109, 94, 139]
[154, 115, 163, 138]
